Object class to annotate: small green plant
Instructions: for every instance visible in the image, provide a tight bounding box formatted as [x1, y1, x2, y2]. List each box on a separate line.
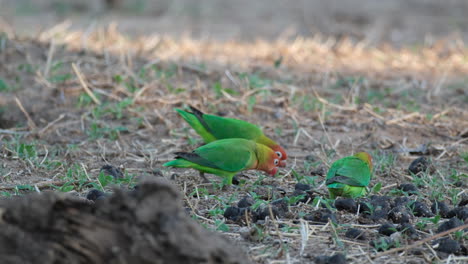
[214, 219, 230, 232]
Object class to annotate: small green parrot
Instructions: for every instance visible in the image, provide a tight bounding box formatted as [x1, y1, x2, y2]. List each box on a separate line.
[325, 152, 373, 199]
[175, 106, 287, 167]
[163, 138, 280, 184]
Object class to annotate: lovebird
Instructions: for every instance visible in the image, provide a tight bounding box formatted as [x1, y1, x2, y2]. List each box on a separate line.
[175, 106, 287, 167]
[163, 138, 280, 184]
[325, 152, 373, 199]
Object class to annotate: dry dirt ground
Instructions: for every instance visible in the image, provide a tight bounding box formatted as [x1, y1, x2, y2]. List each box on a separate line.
[0, 2, 468, 263]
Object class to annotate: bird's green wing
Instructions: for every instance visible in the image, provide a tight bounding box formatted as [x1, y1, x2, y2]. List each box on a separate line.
[191, 139, 257, 172]
[202, 114, 263, 141]
[326, 157, 371, 187]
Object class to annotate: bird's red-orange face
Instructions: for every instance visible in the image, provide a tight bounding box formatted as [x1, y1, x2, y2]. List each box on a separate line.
[258, 152, 280, 176]
[271, 145, 287, 167]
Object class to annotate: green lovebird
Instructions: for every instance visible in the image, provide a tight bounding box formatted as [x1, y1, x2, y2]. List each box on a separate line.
[325, 152, 373, 199]
[163, 138, 280, 184]
[175, 106, 287, 167]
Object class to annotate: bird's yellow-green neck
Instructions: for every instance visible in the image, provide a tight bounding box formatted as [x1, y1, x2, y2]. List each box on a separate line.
[354, 152, 373, 171]
[257, 134, 277, 149]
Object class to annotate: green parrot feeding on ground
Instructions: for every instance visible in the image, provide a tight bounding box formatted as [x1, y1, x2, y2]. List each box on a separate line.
[325, 152, 373, 199]
[163, 138, 280, 184]
[175, 106, 288, 167]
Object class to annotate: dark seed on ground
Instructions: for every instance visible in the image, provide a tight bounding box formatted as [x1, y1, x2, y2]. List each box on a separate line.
[294, 182, 311, 191]
[398, 183, 418, 195]
[237, 196, 255, 208]
[437, 217, 464, 233]
[335, 198, 358, 213]
[408, 157, 429, 175]
[378, 223, 397, 236]
[434, 238, 461, 254]
[345, 228, 366, 240]
[431, 201, 451, 218]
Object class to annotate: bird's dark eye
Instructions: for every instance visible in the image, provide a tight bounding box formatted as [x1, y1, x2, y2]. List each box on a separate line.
[275, 151, 282, 158]
[274, 159, 279, 165]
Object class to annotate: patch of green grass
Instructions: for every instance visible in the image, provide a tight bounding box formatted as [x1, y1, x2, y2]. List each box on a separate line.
[87, 122, 128, 140]
[371, 150, 397, 176]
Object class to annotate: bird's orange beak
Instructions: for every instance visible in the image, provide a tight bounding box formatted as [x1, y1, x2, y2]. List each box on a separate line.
[279, 160, 287, 168]
[269, 167, 278, 176]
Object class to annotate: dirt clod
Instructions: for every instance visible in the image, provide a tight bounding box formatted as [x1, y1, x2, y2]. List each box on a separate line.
[408, 157, 429, 175]
[237, 196, 255, 208]
[304, 209, 337, 224]
[86, 189, 107, 201]
[398, 223, 418, 239]
[378, 223, 397, 236]
[314, 253, 347, 264]
[431, 201, 451, 218]
[100, 164, 124, 179]
[345, 228, 367, 240]
[398, 183, 419, 195]
[437, 217, 464, 233]
[0, 178, 250, 264]
[410, 201, 433, 217]
[447, 207, 468, 221]
[434, 238, 461, 255]
[294, 183, 311, 191]
[388, 206, 412, 224]
[335, 198, 358, 213]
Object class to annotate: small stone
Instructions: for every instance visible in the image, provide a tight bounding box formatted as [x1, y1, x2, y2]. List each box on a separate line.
[378, 223, 397, 236]
[294, 182, 311, 191]
[335, 198, 358, 213]
[408, 157, 429, 175]
[437, 217, 464, 233]
[237, 196, 255, 208]
[431, 201, 451, 218]
[345, 228, 366, 240]
[398, 183, 418, 195]
[434, 238, 461, 254]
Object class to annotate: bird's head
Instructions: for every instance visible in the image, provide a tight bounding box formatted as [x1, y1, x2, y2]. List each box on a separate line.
[354, 152, 373, 171]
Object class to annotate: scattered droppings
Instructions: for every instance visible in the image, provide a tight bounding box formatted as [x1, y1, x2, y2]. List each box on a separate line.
[408, 157, 429, 175]
[294, 182, 311, 191]
[335, 198, 358, 213]
[238, 196, 255, 208]
[100, 164, 124, 179]
[431, 201, 451, 218]
[314, 253, 346, 264]
[398, 183, 418, 195]
[434, 238, 461, 254]
[447, 207, 468, 221]
[437, 217, 464, 233]
[345, 228, 366, 240]
[398, 223, 418, 238]
[304, 209, 337, 224]
[410, 201, 433, 217]
[86, 189, 106, 201]
[378, 223, 397, 236]
[388, 206, 412, 224]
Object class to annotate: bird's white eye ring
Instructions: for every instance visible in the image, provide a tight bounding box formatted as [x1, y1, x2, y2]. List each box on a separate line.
[274, 159, 279, 165]
[275, 151, 282, 158]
